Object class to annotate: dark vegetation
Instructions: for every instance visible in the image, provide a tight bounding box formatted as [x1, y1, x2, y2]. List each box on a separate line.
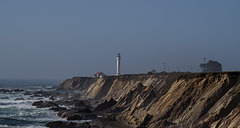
[200, 60, 222, 72]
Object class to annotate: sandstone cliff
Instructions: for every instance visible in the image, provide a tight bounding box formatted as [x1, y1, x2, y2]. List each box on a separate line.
[58, 72, 240, 128]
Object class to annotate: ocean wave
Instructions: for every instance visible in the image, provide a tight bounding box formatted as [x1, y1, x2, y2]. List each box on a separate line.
[11, 126, 46, 128]
[0, 108, 60, 128]
[0, 100, 35, 109]
[0, 125, 8, 128]
[0, 116, 37, 126]
[0, 79, 60, 127]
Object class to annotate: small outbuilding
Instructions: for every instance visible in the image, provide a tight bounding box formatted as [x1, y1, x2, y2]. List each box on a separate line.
[94, 72, 107, 78]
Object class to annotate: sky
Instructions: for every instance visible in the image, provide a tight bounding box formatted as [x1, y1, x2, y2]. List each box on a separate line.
[0, 0, 239, 79]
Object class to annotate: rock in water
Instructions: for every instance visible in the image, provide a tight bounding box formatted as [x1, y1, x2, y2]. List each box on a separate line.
[14, 97, 25, 101]
[32, 101, 58, 108]
[45, 121, 92, 128]
[0, 97, 9, 99]
[23, 91, 31, 95]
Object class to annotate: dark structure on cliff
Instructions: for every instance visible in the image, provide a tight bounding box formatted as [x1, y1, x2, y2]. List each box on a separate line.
[200, 60, 222, 72]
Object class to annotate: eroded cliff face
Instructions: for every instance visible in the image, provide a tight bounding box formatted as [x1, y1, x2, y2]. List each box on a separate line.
[146, 73, 240, 128]
[59, 72, 240, 128]
[58, 77, 95, 90]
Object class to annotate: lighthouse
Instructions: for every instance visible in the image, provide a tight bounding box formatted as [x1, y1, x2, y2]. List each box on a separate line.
[116, 53, 121, 76]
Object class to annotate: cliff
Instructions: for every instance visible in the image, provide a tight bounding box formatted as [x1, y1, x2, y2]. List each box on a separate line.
[58, 72, 240, 128]
[59, 77, 95, 90]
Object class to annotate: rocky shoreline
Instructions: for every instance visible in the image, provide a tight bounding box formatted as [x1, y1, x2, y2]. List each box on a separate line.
[23, 88, 131, 128]
[2, 72, 240, 128]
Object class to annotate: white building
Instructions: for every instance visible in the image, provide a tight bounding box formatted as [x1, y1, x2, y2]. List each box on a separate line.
[116, 53, 121, 76]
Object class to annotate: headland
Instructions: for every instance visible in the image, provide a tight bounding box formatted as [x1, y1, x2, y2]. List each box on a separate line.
[25, 72, 240, 128]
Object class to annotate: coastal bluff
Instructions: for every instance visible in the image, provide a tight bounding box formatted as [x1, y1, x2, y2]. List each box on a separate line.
[58, 72, 240, 128]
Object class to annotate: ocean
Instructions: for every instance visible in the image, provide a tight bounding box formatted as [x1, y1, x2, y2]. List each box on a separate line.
[0, 79, 64, 128]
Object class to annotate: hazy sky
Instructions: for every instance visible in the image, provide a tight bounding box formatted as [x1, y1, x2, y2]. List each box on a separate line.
[0, 0, 239, 79]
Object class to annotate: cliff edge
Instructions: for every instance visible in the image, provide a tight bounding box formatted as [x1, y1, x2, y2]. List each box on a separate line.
[58, 72, 240, 128]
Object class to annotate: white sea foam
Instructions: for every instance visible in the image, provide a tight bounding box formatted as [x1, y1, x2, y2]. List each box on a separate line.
[0, 125, 9, 128]
[33, 116, 66, 122]
[71, 120, 92, 123]
[10, 126, 47, 128]
[0, 100, 35, 109]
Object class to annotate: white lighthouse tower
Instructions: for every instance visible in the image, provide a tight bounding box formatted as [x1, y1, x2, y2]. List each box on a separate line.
[116, 53, 121, 76]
